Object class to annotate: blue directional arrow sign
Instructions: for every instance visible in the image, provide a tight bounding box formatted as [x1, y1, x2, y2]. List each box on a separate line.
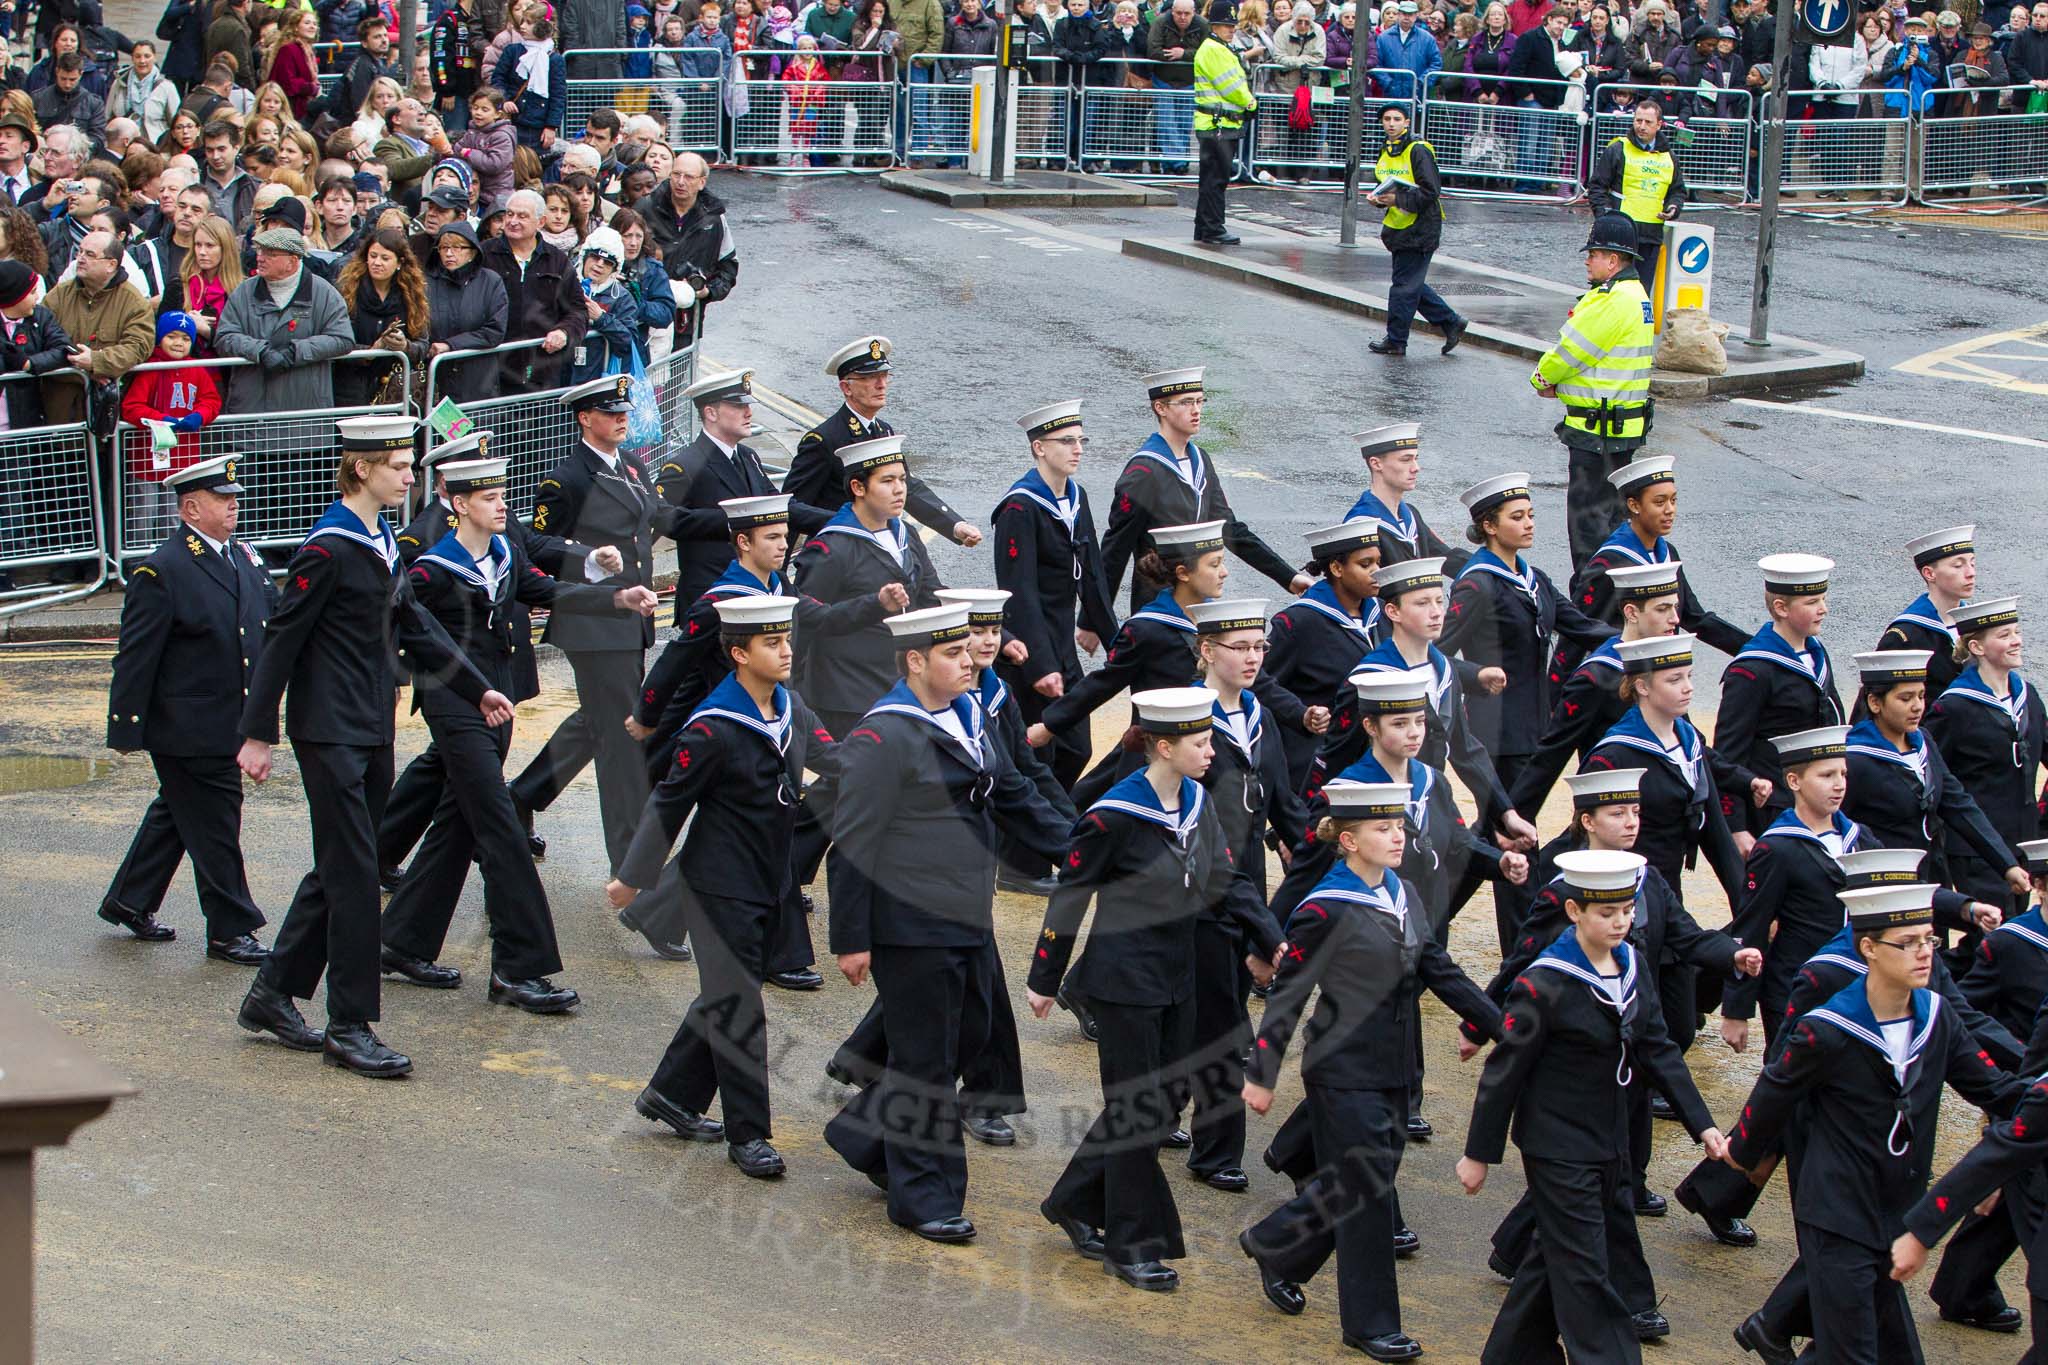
[1801, 0, 1848, 37]
[1678, 237, 1710, 273]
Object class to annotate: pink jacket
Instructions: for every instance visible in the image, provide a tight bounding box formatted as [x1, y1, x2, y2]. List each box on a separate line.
[457, 120, 517, 206]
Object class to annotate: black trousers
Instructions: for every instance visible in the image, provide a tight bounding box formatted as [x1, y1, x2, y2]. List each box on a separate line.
[380, 712, 563, 980]
[1194, 131, 1235, 239]
[509, 647, 647, 873]
[790, 706, 864, 888]
[1800, 1221, 1925, 1364]
[1185, 918, 1252, 1177]
[824, 940, 998, 1228]
[633, 851, 815, 974]
[1630, 219, 1665, 302]
[1044, 993, 1193, 1264]
[1245, 1084, 1411, 1341]
[1010, 661, 1090, 792]
[1564, 443, 1636, 574]
[103, 752, 264, 940]
[1482, 1155, 1644, 1365]
[831, 951, 1027, 1117]
[648, 892, 775, 1144]
[376, 741, 443, 871]
[259, 741, 393, 1025]
[1384, 248, 1459, 349]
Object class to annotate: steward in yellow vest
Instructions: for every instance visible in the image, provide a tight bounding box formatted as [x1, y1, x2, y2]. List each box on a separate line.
[1585, 99, 1687, 286]
[1191, 0, 1257, 244]
[1367, 103, 1467, 356]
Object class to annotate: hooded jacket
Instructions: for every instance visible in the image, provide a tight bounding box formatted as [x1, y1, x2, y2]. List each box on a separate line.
[424, 223, 509, 402]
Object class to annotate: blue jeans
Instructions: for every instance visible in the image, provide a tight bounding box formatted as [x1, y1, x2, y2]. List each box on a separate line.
[901, 66, 930, 158]
[1384, 248, 1459, 347]
[1515, 94, 1552, 189]
[1155, 88, 1192, 170]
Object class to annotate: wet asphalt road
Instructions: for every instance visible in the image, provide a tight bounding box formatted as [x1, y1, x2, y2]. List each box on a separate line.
[9, 171, 2047, 1362]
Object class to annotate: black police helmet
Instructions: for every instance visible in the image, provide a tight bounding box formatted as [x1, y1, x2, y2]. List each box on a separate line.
[1582, 214, 1641, 260]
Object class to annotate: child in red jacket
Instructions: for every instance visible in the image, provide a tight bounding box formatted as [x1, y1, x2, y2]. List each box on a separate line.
[120, 312, 222, 538]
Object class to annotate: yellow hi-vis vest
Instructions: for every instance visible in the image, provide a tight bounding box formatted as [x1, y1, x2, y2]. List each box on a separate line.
[1193, 39, 1255, 133]
[1614, 137, 1675, 226]
[1374, 138, 1438, 231]
[1532, 275, 1655, 442]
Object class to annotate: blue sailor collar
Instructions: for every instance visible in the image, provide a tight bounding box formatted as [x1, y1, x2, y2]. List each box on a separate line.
[1994, 905, 2048, 957]
[818, 501, 910, 559]
[1943, 663, 2031, 723]
[1458, 545, 1539, 597]
[1357, 636, 1454, 714]
[306, 500, 399, 572]
[866, 678, 986, 766]
[1343, 487, 1420, 544]
[1737, 623, 1835, 690]
[1599, 706, 1705, 788]
[709, 559, 782, 597]
[1211, 688, 1262, 762]
[1130, 588, 1199, 633]
[1338, 749, 1434, 826]
[1846, 718, 1926, 768]
[1093, 767, 1206, 844]
[1760, 806, 1862, 854]
[1303, 859, 1410, 923]
[1007, 466, 1084, 532]
[1808, 975, 1941, 1085]
[691, 672, 793, 753]
[1596, 522, 1671, 567]
[1530, 927, 1638, 1014]
[977, 667, 1011, 717]
[418, 529, 510, 590]
[1131, 431, 1208, 499]
[1291, 578, 1381, 641]
[1891, 592, 1960, 645]
[1578, 635, 1625, 673]
[1807, 922, 1869, 979]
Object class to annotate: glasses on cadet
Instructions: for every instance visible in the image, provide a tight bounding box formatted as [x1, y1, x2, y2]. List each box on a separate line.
[1166, 396, 1205, 409]
[1214, 640, 1268, 657]
[1873, 935, 1937, 956]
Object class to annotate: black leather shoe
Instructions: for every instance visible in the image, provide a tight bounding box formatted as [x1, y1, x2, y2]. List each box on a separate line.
[911, 1216, 976, 1243]
[1487, 1249, 1516, 1281]
[728, 1138, 786, 1178]
[1440, 318, 1469, 354]
[617, 909, 693, 961]
[489, 974, 579, 1014]
[1406, 1114, 1433, 1141]
[1634, 1189, 1668, 1217]
[1368, 338, 1407, 356]
[995, 870, 1060, 896]
[801, 891, 816, 913]
[1632, 1309, 1670, 1340]
[825, 1056, 874, 1088]
[378, 865, 405, 892]
[98, 899, 175, 941]
[635, 1087, 726, 1141]
[527, 832, 547, 859]
[1940, 1304, 2025, 1333]
[236, 979, 324, 1051]
[380, 946, 461, 989]
[1193, 1166, 1249, 1192]
[767, 968, 824, 991]
[1162, 1127, 1192, 1149]
[1676, 1180, 1758, 1247]
[1343, 1331, 1421, 1360]
[1248, 980, 1272, 999]
[322, 1022, 412, 1077]
[1239, 1230, 1305, 1314]
[1392, 1226, 1420, 1258]
[207, 933, 269, 965]
[1732, 1310, 1796, 1364]
[965, 1112, 1015, 1146]
[1104, 1258, 1178, 1291]
[1649, 1092, 1677, 1120]
[1042, 1201, 1105, 1260]
[1057, 987, 1099, 1042]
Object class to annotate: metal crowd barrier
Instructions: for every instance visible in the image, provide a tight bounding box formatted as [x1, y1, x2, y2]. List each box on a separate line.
[558, 46, 726, 155]
[0, 368, 107, 620]
[1589, 82, 1752, 199]
[1419, 72, 1583, 200]
[902, 54, 985, 164]
[1919, 93, 2048, 201]
[1778, 90, 1909, 204]
[1078, 60, 1201, 179]
[1248, 65, 1411, 177]
[725, 49, 897, 169]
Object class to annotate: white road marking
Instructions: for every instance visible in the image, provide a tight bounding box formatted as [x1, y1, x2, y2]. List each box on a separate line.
[1730, 398, 2048, 450]
[1893, 322, 2048, 395]
[961, 207, 1126, 252]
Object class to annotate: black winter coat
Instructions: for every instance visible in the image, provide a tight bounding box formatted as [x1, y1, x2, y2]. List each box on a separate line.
[479, 235, 586, 390]
[423, 252, 507, 403]
[0, 304, 73, 429]
[631, 183, 737, 333]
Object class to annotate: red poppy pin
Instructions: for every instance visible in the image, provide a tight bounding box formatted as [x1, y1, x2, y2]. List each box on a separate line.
[286, 320, 298, 332]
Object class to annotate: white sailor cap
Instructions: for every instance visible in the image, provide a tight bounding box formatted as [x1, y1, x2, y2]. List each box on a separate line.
[1459, 471, 1532, 521]
[1017, 399, 1084, 440]
[1759, 553, 1834, 596]
[424, 430, 491, 469]
[1141, 367, 1205, 399]
[164, 452, 243, 495]
[1608, 455, 1676, 495]
[714, 594, 798, 635]
[934, 587, 1012, 624]
[1614, 631, 1696, 674]
[884, 602, 971, 646]
[1905, 525, 1974, 568]
[1854, 650, 1932, 686]
[1132, 686, 1217, 734]
[1355, 422, 1421, 459]
[1839, 883, 1936, 932]
[720, 494, 790, 530]
[1556, 849, 1646, 903]
[1186, 598, 1267, 634]
[561, 373, 635, 414]
[1770, 725, 1851, 767]
[1951, 596, 2020, 634]
[1349, 667, 1431, 713]
[439, 457, 508, 493]
[1372, 555, 1446, 600]
[336, 413, 419, 450]
[1304, 520, 1378, 561]
[2018, 839, 2048, 876]
[1606, 560, 1682, 603]
[682, 368, 754, 407]
[826, 335, 892, 379]
[1152, 520, 1227, 558]
[1565, 767, 1646, 808]
[841, 435, 908, 482]
[1321, 780, 1410, 820]
[1837, 848, 1930, 889]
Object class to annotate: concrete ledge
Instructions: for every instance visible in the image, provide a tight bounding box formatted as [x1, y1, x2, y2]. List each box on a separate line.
[882, 168, 1177, 208]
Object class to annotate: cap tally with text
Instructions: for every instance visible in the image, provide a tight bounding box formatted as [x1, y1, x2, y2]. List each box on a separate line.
[1759, 553, 1834, 597]
[715, 594, 798, 636]
[1459, 471, 1532, 522]
[720, 494, 790, 531]
[885, 602, 971, 648]
[1905, 524, 1973, 568]
[561, 374, 635, 414]
[1837, 848, 1928, 889]
[1355, 421, 1421, 460]
[1566, 767, 1645, 810]
[1017, 399, 1083, 440]
[439, 457, 507, 494]
[1131, 686, 1217, 734]
[1350, 667, 1431, 714]
[935, 587, 1012, 624]
[1321, 780, 1410, 821]
[1608, 455, 1676, 496]
[336, 413, 419, 451]
[2017, 838, 2048, 877]
[1186, 598, 1267, 635]
[1770, 724, 1851, 767]
[1556, 849, 1645, 903]
[683, 368, 753, 408]
[1605, 560, 1682, 605]
[1142, 367, 1205, 400]
[1372, 555, 1446, 601]
[1854, 649, 1931, 687]
[1152, 520, 1226, 559]
[164, 452, 243, 496]
[1305, 520, 1378, 561]
[1950, 595, 2020, 635]
[1839, 883, 1936, 933]
[826, 335, 892, 380]
[840, 434, 908, 481]
[1615, 631, 1695, 674]
[425, 430, 491, 469]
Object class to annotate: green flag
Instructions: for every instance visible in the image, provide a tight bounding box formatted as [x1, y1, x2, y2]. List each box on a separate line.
[429, 397, 472, 441]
